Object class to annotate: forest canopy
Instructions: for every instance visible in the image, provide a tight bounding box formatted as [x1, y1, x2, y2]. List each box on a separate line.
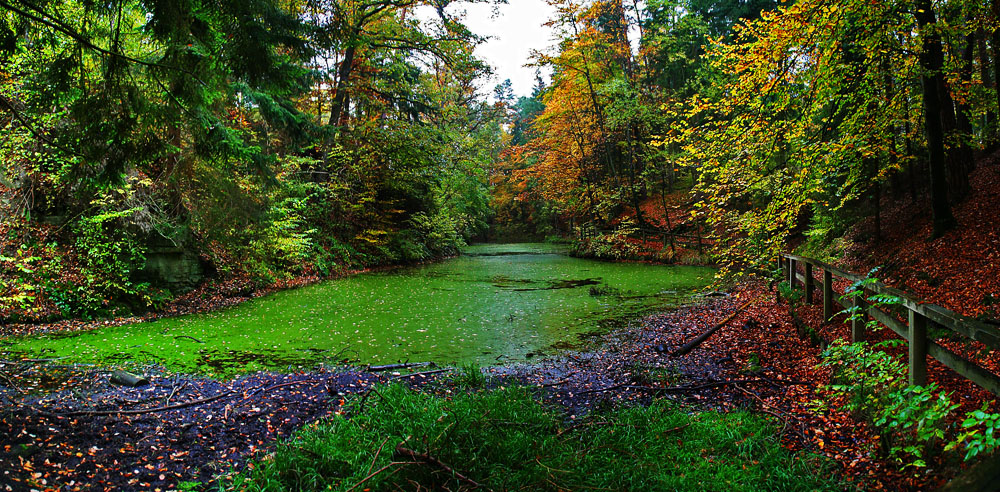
[2, 0, 1000, 320]
[495, 0, 998, 276]
[1, 0, 505, 320]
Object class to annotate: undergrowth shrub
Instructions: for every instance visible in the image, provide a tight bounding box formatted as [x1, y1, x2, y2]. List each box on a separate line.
[777, 281, 803, 305]
[0, 249, 43, 319]
[820, 340, 956, 468]
[409, 210, 464, 257]
[228, 384, 842, 492]
[948, 403, 1000, 460]
[245, 196, 316, 280]
[819, 271, 1000, 468]
[571, 219, 642, 260]
[53, 207, 150, 318]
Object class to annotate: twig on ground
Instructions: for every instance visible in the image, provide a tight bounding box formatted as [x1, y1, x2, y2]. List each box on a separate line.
[165, 379, 187, 405]
[368, 436, 392, 476]
[539, 374, 575, 387]
[575, 382, 627, 396]
[239, 380, 320, 402]
[368, 362, 434, 372]
[47, 389, 237, 417]
[394, 444, 489, 490]
[345, 461, 418, 492]
[556, 421, 614, 437]
[390, 368, 452, 379]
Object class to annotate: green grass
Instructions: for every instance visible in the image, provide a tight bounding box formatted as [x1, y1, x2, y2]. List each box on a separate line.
[226, 384, 845, 491]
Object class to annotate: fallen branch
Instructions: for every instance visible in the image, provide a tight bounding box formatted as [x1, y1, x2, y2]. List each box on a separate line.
[174, 335, 205, 343]
[394, 444, 488, 490]
[672, 297, 757, 356]
[239, 379, 320, 402]
[661, 423, 692, 434]
[368, 362, 434, 372]
[345, 461, 418, 492]
[575, 382, 627, 396]
[732, 384, 812, 449]
[630, 378, 807, 393]
[539, 373, 576, 388]
[39, 379, 321, 417]
[577, 378, 803, 396]
[390, 368, 452, 379]
[358, 386, 386, 413]
[48, 389, 236, 417]
[367, 437, 391, 476]
[110, 369, 149, 387]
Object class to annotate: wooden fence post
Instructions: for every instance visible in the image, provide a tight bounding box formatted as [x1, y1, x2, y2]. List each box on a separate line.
[909, 310, 928, 386]
[851, 293, 867, 342]
[823, 269, 833, 322]
[804, 262, 814, 305]
[788, 258, 796, 288]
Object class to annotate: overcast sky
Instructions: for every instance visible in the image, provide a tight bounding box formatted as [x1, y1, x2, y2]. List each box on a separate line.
[418, 0, 559, 98]
[461, 0, 558, 97]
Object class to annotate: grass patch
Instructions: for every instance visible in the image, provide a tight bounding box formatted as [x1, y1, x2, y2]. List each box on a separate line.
[227, 384, 844, 491]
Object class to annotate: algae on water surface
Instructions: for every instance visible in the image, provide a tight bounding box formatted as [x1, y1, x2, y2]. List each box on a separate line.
[3, 244, 714, 376]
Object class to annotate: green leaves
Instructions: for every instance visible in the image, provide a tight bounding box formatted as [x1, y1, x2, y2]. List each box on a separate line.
[821, 339, 1000, 467]
[947, 402, 1000, 461]
[820, 340, 954, 468]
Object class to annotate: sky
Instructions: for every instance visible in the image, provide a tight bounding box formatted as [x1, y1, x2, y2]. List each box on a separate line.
[460, 0, 558, 97]
[422, 0, 560, 98]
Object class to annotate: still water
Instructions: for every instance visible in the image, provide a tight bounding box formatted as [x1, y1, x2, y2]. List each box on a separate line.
[3, 244, 714, 376]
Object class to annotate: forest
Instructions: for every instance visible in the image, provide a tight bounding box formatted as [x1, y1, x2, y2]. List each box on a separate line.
[2, 0, 1000, 490]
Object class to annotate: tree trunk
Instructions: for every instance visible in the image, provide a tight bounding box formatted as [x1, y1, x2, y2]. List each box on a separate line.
[328, 43, 356, 127]
[937, 64, 970, 200]
[978, 28, 996, 129]
[993, 0, 1000, 138]
[658, 166, 676, 254]
[956, 34, 976, 175]
[915, 0, 957, 237]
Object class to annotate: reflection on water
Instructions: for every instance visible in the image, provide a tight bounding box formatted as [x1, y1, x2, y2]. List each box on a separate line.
[5, 244, 714, 377]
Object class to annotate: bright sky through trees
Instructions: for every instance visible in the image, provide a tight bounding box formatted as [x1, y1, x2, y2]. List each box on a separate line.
[419, 0, 558, 97]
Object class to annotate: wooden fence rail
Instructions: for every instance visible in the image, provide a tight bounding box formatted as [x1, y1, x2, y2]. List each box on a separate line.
[782, 254, 1000, 395]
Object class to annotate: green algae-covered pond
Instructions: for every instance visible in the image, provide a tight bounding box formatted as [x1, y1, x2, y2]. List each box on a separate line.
[1, 244, 714, 377]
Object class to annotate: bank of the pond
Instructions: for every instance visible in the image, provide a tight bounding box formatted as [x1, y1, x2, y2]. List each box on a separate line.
[1, 282, 931, 492]
[1, 242, 712, 342]
[0, 257, 448, 340]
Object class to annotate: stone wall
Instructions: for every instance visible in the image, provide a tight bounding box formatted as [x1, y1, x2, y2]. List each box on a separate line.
[137, 232, 207, 292]
[139, 246, 204, 292]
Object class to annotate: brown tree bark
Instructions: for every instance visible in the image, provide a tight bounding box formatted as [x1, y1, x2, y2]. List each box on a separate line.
[915, 0, 957, 237]
[955, 34, 977, 176]
[978, 28, 996, 129]
[993, 0, 1000, 136]
[327, 43, 356, 127]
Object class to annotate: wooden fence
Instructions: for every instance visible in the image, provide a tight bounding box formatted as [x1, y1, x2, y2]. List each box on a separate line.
[782, 254, 1000, 396]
